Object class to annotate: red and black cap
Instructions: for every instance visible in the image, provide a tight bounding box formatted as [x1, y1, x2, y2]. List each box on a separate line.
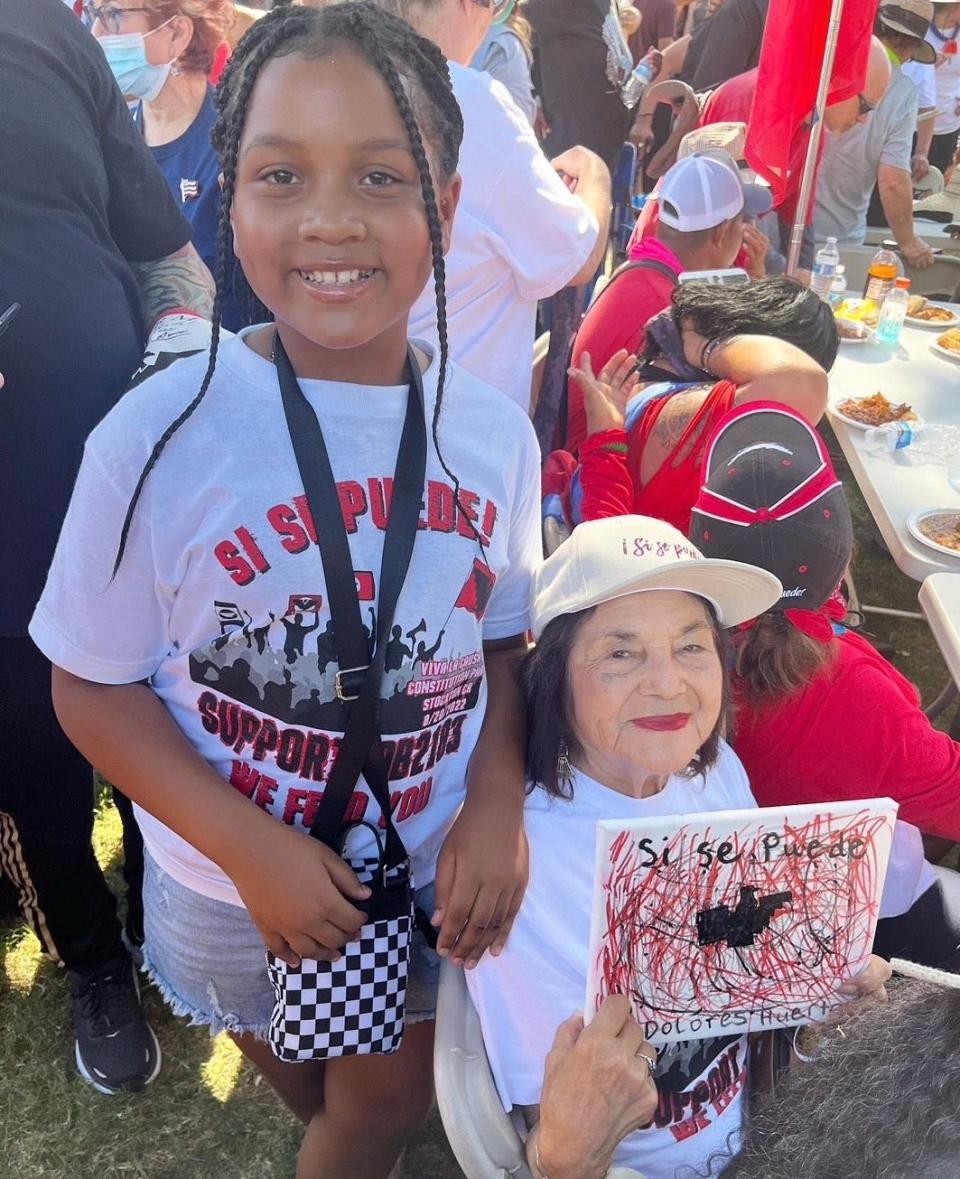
[689, 402, 852, 613]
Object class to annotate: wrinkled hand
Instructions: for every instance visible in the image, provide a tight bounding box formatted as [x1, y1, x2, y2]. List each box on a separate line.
[818, 954, 891, 1030]
[569, 349, 639, 435]
[536, 997, 659, 1179]
[628, 112, 655, 150]
[432, 795, 528, 968]
[902, 236, 935, 269]
[741, 223, 770, 279]
[227, 821, 370, 966]
[911, 153, 930, 182]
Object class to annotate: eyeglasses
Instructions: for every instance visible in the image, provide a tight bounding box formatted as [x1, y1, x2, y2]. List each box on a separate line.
[82, 3, 153, 34]
[471, 0, 518, 25]
[856, 92, 877, 116]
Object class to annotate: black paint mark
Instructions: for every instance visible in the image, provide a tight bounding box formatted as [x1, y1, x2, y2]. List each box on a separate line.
[696, 886, 793, 949]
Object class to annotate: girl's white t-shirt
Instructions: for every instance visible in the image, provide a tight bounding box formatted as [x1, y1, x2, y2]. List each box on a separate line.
[30, 331, 542, 905]
[467, 745, 756, 1179]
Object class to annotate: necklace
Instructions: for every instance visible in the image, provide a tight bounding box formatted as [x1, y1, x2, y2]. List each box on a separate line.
[929, 21, 960, 41]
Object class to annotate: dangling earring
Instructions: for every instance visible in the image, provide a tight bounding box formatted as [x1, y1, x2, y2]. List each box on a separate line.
[556, 738, 574, 784]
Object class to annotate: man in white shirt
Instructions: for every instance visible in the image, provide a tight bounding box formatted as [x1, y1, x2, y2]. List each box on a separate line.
[814, 0, 936, 267]
[366, 0, 612, 411]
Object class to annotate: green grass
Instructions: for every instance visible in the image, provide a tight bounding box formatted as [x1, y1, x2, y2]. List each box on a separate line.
[0, 796, 462, 1179]
[1, 443, 954, 1177]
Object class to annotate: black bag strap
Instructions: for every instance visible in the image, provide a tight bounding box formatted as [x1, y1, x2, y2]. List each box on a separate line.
[274, 336, 427, 870]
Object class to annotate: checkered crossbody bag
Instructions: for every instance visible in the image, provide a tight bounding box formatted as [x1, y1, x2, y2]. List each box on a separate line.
[267, 835, 415, 1061]
[266, 338, 426, 1062]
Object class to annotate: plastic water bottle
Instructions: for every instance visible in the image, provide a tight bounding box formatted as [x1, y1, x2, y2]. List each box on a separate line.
[810, 238, 840, 301]
[829, 264, 847, 306]
[874, 277, 910, 345]
[622, 55, 656, 108]
[864, 420, 960, 460]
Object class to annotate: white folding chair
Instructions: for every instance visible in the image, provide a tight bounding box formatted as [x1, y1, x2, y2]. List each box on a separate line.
[434, 960, 533, 1179]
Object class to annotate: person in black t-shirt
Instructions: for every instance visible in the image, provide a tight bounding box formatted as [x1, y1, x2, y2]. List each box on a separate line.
[525, 0, 635, 171]
[0, 0, 214, 1096]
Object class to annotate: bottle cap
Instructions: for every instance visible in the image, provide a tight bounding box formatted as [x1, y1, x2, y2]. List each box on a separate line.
[881, 239, 899, 250]
[826, 236, 838, 244]
[895, 277, 910, 288]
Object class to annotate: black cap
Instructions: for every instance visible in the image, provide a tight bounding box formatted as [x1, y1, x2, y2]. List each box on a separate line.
[689, 403, 853, 613]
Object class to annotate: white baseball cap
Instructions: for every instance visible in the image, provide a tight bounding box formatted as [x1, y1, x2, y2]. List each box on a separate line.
[530, 516, 783, 639]
[656, 154, 769, 232]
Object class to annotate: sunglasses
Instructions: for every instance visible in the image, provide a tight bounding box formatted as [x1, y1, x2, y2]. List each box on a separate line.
[82, 3, 154, 33]
[856, 92, 877, 116]
[471, 0, 519, 24]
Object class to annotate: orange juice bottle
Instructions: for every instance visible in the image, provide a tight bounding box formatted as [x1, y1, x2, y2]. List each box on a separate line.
[862, 241, 900, 308]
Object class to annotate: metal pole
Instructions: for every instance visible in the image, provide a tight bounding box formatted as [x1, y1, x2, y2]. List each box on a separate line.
[786, 0, 846, 275]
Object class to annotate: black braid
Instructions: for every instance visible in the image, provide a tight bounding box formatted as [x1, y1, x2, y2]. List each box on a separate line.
[113, 1, 484, 572]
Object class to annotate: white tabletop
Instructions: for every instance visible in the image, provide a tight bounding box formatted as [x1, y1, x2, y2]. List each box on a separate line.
[827, 322, 960, 581]
[919, 573, 960, 686]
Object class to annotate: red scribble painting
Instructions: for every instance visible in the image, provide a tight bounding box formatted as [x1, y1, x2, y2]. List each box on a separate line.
[586, 801, 896, 1043]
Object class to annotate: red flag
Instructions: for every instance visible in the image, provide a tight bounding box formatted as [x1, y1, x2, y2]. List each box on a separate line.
[454, 559, 497, 620]
[744, 0, 879, 210]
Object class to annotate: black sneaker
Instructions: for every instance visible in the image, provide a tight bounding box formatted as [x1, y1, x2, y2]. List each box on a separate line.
[69, 957, 161, 1095]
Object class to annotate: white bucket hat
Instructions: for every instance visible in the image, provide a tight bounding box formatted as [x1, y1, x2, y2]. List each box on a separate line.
[530, 516, 783, 639]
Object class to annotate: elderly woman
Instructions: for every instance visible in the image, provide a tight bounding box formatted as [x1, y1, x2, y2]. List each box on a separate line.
[88, 0, 250, 328]
[468, 515, 889, 1179]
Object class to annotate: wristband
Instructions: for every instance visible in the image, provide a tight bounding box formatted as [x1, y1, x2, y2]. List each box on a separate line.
[599, 440, 629, 454]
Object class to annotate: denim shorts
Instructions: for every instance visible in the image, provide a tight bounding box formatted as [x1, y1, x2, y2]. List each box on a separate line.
[142, 850, 439, 1041]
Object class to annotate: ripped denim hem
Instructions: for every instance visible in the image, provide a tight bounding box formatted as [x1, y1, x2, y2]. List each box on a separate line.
[139, 949, 272, 1044]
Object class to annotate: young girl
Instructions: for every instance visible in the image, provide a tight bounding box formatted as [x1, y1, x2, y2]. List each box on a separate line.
[30, 5, 540, 1174]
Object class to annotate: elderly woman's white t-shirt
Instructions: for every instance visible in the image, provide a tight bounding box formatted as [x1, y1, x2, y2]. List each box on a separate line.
[468, 742, 756, 1179]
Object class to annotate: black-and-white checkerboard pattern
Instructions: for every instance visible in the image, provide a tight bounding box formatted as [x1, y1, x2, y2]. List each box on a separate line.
[267, 912, 413, 1062]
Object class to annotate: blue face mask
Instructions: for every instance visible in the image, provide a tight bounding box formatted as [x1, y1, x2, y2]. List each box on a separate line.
[98, 20, 175, 102]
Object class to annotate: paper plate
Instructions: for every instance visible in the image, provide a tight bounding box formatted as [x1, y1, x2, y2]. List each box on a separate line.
[930, 340, 960, 363]
[828, 398, 920, 432]
[835, 318, 873, 345]
[905, 303, 960, 329]
[907, 508, 960, 558]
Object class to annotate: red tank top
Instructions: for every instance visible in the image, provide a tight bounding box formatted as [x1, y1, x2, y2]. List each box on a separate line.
[627, 381, 738, 535]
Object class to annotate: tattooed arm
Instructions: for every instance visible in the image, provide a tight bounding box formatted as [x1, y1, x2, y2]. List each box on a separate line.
[131, 242, 215, 327]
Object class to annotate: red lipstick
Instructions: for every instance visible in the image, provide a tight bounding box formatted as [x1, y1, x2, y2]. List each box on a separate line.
[631, 713, 690, 731]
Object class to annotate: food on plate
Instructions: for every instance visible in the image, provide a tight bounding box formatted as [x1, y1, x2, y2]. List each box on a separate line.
[835, 392, 918, 426]
[913, 305, 955, 323]
[836, 318, 870, 340]
[918, 511, 960, 552]
[937, 328, 960, 352]
[835, 298, 879, 327]
[907, 294, 928, 317]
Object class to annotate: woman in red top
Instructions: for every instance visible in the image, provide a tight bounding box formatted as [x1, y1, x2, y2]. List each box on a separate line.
[571, 277, 837, 533]
[689, 402, 960, 969]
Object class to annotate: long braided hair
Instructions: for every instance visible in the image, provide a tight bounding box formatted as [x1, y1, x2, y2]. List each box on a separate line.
[114, 1, 466, 573]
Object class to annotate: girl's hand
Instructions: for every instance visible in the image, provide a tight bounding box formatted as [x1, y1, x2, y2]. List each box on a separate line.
[432, 793, 528, 969]
[569, 349, 639, 436]
[226, 822, 371, 966]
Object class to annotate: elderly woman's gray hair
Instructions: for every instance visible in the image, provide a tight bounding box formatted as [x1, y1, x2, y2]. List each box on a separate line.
[710, 979, 960, 1178]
